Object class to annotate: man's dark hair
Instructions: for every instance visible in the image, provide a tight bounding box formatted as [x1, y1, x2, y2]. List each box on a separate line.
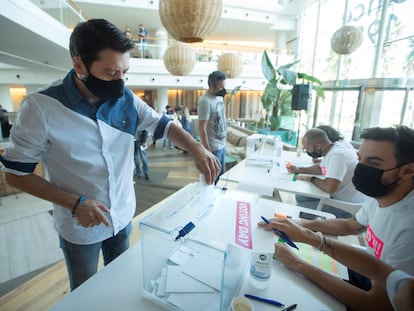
[69, 19, 134, 70]
[317, 125, 344, 143]
[360, 126, 414, 166]
[208, 71, 226, 87]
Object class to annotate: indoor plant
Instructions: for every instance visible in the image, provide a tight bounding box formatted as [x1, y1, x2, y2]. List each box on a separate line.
[260, 50, 325, 131]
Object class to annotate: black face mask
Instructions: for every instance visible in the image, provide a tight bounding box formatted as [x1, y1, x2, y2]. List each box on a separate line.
[82, 72, 124, 101]
[352, 163, 401, 198]
[215, 88, 227, 97]
[306, 145, 322, 158]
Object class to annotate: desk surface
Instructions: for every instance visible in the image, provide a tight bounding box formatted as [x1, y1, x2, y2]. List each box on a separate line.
[221, 157, 330, 199]
[50, 240, 344, 311]
[50, 189, 344, 311]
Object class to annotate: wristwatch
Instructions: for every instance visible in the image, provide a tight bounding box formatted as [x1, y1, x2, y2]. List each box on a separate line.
[310, 176, 317, 183]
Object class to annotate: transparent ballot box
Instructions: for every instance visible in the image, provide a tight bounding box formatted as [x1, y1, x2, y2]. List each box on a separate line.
[139, 183, 250, 311]
[245, 134, 282, 168]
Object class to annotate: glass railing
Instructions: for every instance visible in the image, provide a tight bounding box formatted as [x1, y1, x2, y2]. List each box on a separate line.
[128, 36, 280, 66]
[30, 0, 291, 67]
[30, 0, 88, 29]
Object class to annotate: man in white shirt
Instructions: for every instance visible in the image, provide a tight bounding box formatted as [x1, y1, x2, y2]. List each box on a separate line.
[0, 19, 220, 290]
[287, 128, 366, 216]
[265, 125, 414, 293]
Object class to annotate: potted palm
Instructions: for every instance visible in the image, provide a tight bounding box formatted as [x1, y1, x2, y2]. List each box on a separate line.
[260, 50, 325, 143]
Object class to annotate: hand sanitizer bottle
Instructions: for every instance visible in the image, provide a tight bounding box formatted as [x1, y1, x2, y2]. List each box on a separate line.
[250, 252, 271, 289]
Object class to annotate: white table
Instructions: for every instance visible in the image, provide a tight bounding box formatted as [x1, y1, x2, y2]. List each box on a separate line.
[50, 192, 344, 311]
[221, 158, 330, 201]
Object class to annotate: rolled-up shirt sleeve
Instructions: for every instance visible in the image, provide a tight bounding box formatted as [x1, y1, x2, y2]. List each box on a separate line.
[0, 96, 48, 175]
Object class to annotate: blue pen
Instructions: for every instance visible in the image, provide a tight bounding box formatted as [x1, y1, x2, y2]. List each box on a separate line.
[244, 294, 285, 307]
[261, 216, 299, 250]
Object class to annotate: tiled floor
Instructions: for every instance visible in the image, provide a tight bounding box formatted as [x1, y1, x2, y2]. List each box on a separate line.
[0, 194, 61, 296]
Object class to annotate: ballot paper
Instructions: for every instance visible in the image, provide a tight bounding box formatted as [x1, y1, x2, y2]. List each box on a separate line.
[167, 245, 197, 266]
[165, 265, 215, 293]
[199, 174, 214, 218]
[167, 292, 220, 311]
[181, 252, 223, 291]
[156, 267, 168, 297]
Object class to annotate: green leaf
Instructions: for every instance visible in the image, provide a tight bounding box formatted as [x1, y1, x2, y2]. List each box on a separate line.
[297, 72, 322, 85]
[313, 85, 326, 100]
[277, 60, 299, 71]
[260, 80, 279, 110]
[279, 68, 298, 85]
[229, 85, 242, 96]
[262, 50, 275, 81]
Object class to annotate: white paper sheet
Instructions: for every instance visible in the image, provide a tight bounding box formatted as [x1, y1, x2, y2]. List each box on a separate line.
[168, 246, 197, 266]
[237, 180, 275, 197]
[193, 197, 275, 253]
[165, 265, 214, 293]
[167, 292, 220, 311]
[181, 252, 223, 291]
[156, 267, 167, 297]
[199, 174, 214, 218]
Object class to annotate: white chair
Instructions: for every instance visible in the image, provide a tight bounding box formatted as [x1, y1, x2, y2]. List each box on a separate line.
[317, 198, 366, 246]
[316, 197, 363, 216]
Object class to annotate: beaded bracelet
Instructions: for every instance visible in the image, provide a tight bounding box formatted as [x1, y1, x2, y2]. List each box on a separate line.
[315, 231, 327, 252]
[71, 196, 86, 217]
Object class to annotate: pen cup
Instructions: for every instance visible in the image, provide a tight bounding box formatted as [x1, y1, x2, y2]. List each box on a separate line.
[231, 296, 254, 311]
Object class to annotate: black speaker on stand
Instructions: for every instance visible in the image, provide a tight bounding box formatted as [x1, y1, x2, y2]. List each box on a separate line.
[291, 84, 311, 110]
[291, 84, 312, 147]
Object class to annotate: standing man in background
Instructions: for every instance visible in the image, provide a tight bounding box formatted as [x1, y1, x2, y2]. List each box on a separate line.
[137, 24, 148, 58]
[197, 71, 227, 181]
[134, 130, 150, 180]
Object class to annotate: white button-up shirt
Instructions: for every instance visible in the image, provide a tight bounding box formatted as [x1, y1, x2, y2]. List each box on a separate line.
[1, 69, 171, 244]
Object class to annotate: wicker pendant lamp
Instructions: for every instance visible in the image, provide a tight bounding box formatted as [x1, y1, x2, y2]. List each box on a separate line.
[163, 42, 196, 76]
[159, 0, 222, 43]
[217, 53, 244, 78]
[331, 25, 363, 54]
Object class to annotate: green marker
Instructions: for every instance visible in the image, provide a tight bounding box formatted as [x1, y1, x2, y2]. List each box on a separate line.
[292, 173, 298, 181]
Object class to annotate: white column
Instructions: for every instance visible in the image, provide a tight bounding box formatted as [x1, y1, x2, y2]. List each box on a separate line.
[156, 87, 168, 113]
[155, 28, 168, 59]
[0, 85, 13, 111]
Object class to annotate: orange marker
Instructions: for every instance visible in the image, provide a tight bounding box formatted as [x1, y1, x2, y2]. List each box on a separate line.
[274, 213, 292, 219]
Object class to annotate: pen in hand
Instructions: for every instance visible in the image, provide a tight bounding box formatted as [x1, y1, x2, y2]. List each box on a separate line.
[261, 216, 299, 250]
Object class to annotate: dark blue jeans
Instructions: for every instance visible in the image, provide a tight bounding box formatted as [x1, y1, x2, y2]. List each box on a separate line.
[134, 141, 149, 176]
[59, 222, 132, 290]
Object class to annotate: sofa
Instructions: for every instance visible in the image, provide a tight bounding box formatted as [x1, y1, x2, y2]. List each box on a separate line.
[226, 125, 256, 162]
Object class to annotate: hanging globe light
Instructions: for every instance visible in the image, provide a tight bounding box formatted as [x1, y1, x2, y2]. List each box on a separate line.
[217, 53, 244, 78]
[331, 25, 363, 55]
[163, 42, 196, 76]
[159, 0, 222, 43]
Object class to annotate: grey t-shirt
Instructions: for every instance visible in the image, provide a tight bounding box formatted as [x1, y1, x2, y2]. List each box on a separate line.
[197, 92, 226, 152]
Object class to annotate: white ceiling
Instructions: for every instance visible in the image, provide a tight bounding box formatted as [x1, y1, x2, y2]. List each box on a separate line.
[0, 0, 317, 74]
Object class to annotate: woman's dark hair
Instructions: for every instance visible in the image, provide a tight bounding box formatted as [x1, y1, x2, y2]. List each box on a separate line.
[69, 19, 134, 70]
[317, 125, 344, 143]
[208, 71, 226, 87]
[360, 126, 414, 166]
